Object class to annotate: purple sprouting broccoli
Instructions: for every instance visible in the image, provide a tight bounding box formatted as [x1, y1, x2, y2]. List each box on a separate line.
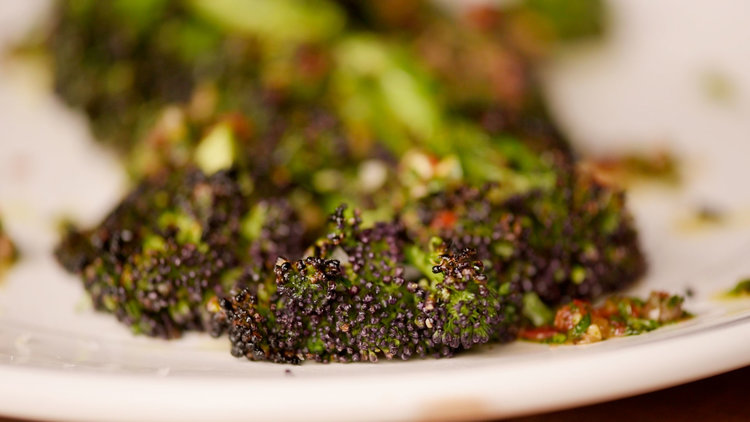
[212, 205, 517, 363]
[410, 170, 646, 306]
[55, 167, 306, 338]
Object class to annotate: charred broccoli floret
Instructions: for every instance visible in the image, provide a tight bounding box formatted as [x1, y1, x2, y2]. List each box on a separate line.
[408, 240, 520, 345]
[213, 205, 516, 363]
[55, 168, 305, 338]
[410, 169, 646, 305]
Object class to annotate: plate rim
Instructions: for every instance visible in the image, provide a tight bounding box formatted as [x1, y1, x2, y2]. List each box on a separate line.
[2, 309, 750, 422]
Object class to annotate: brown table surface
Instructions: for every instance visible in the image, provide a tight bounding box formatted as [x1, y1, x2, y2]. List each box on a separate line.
[509, 364, 750, 421]
[2, 365, 749, 421]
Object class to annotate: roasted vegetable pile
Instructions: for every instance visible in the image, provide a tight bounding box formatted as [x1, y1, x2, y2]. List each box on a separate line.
[47, 0, 654, 363]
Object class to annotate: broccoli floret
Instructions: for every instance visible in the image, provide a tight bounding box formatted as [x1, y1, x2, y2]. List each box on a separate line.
[44, 0, 341, 153]
[55, 167, 306, 338]
[0, 217, 19, 278]
[417, 242, 513, 347]
[83, 232, 229, 338]
[131, 105, 403, 232]
[213, 205, 515, 363]
[40, 0, 584, 164]
[409, 170, 645, 305]
[526, 171, 646, 302]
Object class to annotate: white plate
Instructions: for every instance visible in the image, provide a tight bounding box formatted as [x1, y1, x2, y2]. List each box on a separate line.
[2, 1, 750, 421]
[1, 231, 750, 422]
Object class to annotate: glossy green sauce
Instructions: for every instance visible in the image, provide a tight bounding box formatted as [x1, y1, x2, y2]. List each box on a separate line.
[726, 278, 750, 297]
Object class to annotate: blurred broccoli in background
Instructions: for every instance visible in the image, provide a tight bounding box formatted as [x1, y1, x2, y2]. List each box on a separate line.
[0, 217, 19, 279]
[42, 0, 604, 167]
[41, 0, 606, 215]
[45, 0, 344, 153]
